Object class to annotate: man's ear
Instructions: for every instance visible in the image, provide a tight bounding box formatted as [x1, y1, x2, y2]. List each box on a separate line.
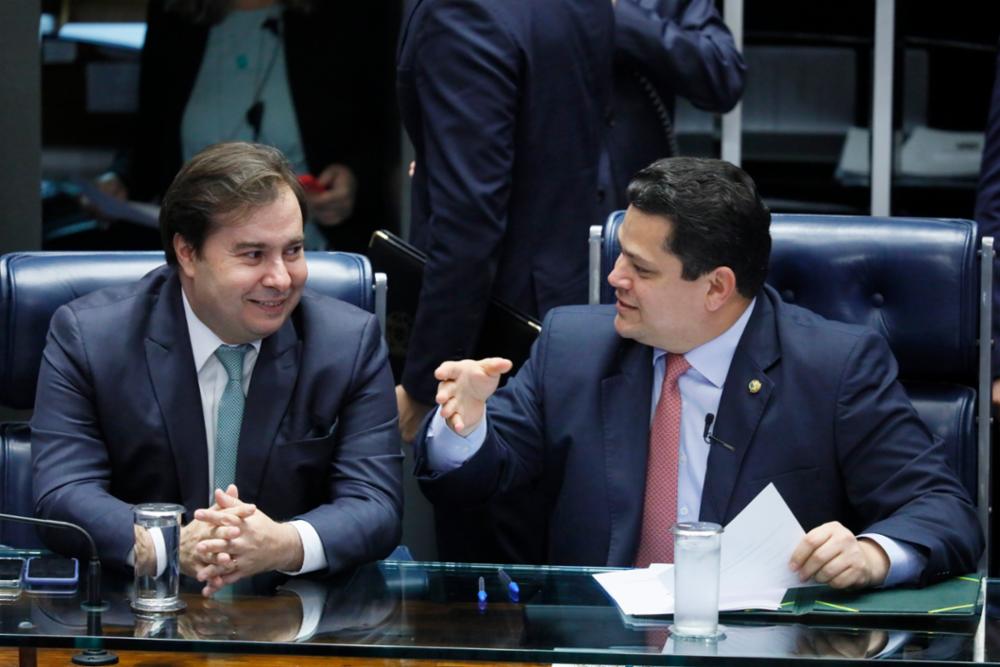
[173, 234, 197, 279]
[704, 266, 738, 312]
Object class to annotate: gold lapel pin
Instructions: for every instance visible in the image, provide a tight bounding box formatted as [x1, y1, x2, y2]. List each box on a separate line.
[748, 379, 762, 394]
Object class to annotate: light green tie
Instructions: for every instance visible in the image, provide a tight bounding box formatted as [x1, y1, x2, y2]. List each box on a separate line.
[214, 344, 250, 492]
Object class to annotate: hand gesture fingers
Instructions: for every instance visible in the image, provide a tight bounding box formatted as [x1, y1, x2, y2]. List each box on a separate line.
[433, 358, 511, 435]
[194, 506, 254, 527]
[197, 489, 256, 526]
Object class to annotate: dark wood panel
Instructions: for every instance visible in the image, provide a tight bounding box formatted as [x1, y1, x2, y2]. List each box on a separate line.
[5, 647, 547, 667]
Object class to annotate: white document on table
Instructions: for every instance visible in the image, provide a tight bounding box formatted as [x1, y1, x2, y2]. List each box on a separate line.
[593, 483, 811, 616]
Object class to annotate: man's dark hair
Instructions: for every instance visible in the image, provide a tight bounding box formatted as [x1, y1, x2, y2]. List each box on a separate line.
[626, 157, 771, 298]
[159, 141, 306, 265]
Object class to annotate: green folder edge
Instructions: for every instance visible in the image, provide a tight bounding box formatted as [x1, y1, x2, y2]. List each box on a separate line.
[724, 574, 982, 618]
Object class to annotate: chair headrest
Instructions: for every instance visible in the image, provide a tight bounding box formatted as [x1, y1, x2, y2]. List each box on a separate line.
[767, 214, 978, 384]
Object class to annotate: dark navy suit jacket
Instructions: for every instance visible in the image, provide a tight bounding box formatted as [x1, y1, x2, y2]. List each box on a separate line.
[31, 266, 403, 573]
[397, 0, 614, 403]
[417, 286, 982, 583]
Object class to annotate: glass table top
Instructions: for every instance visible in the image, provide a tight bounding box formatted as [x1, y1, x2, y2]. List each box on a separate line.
[0, 559, 994, 665]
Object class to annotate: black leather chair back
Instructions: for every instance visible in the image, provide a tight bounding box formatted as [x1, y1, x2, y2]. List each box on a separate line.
[0, 424, 35, 547]
[0, 250, 378, 547]
[595, 211, 984, 500]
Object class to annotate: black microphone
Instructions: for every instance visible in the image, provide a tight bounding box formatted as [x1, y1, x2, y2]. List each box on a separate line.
[246, 100, 265, 140]
[703, 414, 735, 452]
[247, 16, 280, 141]
[0, 513, 116, 664]
[0, 512, 103, 608]
[261, 16, 281, 36]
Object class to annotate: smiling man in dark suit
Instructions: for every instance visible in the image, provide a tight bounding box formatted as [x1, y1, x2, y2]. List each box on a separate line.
[416, 157, 982, 588]
[32, 142, 402, 595]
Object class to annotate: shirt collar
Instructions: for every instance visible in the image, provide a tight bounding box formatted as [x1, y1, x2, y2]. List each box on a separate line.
[181, 287, 262, 372]
[653, 297, 757, 388]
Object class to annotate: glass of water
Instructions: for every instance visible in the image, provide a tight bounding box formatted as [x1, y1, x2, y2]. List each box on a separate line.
[131, 503, 186, 613]
[671, 521, 723, 640]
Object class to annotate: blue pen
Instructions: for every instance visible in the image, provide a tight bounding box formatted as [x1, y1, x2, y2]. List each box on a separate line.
[497, 568, 520, 602]
[477, 575, 487, 610]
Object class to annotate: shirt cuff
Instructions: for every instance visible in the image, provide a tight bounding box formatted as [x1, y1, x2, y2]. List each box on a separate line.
[279, 579, 325, 641]
[425, 407, 488, 472]
[859, 533, 927, 587]
[126, 526, 167, 578]
[280, 520, 328, 576]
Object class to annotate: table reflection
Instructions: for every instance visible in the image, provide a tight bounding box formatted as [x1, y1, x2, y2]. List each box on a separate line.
[0, 561, 984, 665]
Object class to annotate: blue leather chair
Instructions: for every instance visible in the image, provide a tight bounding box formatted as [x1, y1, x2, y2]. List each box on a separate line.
[0, 251, 386, 547]
[590, 212, 995, 567]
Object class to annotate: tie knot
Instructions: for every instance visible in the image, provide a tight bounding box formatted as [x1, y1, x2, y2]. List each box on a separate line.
[215, 344, 250, 381]
[665, 353, 690, 384]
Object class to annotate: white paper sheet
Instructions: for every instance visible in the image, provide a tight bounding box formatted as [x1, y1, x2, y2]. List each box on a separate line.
[718, 482, 810, 596]
[594, 483, 808, 616]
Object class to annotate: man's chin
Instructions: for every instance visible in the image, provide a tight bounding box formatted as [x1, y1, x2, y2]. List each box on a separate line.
[240, 310, 291, 340]
[613, 314, 636, 340]
[248, 319, 286, 340]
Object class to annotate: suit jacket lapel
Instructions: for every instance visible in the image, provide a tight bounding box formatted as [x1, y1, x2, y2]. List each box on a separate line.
[144, 270, 210, 516]
[601, 340, 653, 566]
[700, 291, 780, 523]
[235, 314, 300, 503]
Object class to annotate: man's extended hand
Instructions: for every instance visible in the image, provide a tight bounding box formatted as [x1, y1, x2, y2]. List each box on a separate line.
[396, 385, 433, 443]
[992, 378, 1000, 406]
[434, 357, 512, 436]
[193, 487, 304, 597]
[789, 521, 889, 589]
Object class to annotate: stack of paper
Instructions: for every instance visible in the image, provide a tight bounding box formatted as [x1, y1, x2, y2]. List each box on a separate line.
[899, 126, 983, 178]
[594, 484, 810, 616]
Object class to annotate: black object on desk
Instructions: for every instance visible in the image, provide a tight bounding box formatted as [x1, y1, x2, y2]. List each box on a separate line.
[0, 512, 115, 665]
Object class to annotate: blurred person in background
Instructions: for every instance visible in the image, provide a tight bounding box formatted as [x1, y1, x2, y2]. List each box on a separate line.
[96, 0, 400, 253]
[394, 0, 614, 563]
[600, 0, 746, 217]
[395, 0, 615, 439]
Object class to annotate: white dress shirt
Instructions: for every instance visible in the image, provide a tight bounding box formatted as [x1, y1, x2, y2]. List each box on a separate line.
[426, 299, 923, 585]
[181, 290, 327, 575]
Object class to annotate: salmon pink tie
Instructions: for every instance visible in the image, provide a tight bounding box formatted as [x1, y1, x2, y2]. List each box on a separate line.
[634, 353, 690, 567]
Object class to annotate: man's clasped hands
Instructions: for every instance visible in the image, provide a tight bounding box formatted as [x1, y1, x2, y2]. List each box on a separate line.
[134, 484, 304, 597]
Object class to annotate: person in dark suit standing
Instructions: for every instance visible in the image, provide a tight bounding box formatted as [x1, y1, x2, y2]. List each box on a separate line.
[32, 142, 402, 595]
[416, 157, 981, 587]
[601, 0, 746, 215]
[394, 0, 615, 439]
